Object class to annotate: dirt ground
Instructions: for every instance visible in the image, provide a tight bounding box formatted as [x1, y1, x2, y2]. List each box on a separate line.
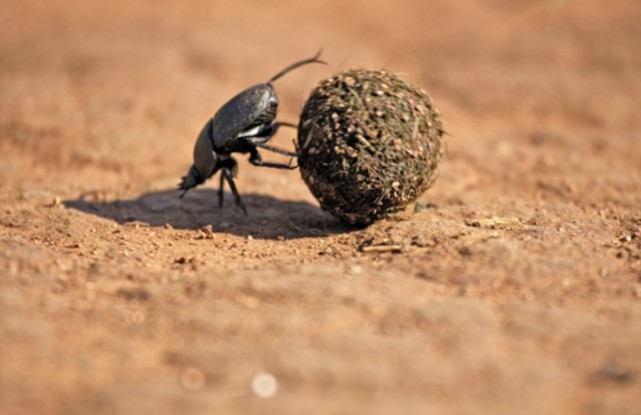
[1, 0, 641, 414]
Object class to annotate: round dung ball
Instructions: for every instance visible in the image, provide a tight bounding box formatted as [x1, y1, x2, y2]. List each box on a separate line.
[297, 69, 444, 226]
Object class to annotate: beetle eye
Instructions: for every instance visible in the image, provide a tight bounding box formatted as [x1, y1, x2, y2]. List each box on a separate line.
[268, 96, 278, 108]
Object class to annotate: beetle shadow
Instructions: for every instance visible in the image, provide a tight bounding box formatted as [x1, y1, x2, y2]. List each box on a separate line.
[65, 188, 350, 239]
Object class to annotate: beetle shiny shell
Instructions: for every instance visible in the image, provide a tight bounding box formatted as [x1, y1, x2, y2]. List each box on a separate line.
[178, 50, 326, 214]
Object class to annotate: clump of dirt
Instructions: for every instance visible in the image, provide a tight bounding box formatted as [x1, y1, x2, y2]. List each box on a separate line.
[297, 69, 444, 226]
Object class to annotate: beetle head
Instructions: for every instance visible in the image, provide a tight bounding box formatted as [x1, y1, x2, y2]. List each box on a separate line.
[179, 119, 218, 197]
[178, 164, 203, 197]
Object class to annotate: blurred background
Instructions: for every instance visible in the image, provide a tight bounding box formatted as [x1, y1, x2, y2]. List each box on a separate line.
[2, 0, 638, 196]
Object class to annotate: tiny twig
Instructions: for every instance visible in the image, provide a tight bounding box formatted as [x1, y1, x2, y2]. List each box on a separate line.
[360, 244, 404, 253]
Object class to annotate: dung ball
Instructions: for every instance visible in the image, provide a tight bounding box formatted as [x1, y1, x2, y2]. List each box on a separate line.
[297, 69, 445, 226]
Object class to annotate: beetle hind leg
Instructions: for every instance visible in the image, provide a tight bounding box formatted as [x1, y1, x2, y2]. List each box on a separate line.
[268, 49, 326, 83]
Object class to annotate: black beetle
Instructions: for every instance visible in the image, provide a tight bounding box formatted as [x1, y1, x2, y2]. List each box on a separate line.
[178, 50, 325, 214]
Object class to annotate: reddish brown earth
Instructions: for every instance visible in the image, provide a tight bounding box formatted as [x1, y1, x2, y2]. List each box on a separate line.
[1, 1, 641, 414]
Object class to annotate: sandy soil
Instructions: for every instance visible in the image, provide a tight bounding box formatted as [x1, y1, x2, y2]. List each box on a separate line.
[1, 1, 641, 414]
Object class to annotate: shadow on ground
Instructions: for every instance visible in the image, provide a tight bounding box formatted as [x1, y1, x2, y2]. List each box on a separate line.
[65, 188, 349, 239]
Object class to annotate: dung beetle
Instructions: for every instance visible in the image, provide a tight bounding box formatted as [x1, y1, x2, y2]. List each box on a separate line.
[178, 50, 325, 214]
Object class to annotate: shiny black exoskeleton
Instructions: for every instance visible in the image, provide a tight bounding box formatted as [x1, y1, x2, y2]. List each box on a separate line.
[179, 50, 325, 214]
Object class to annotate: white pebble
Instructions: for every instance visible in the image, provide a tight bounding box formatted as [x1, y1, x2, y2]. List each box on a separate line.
[251, 372, 278, 398]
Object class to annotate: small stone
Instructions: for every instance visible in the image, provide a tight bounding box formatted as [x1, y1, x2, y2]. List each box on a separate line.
[251, 373, 278, 398]
[175, 256, 195, 264]
[197, 224, 215, 239]
[322, 245, 335, 255]
[181, 367, 206, 391]
[348, 264, 363, 275]
[414, 201, 431, 212]
[466, 217, 522, 229]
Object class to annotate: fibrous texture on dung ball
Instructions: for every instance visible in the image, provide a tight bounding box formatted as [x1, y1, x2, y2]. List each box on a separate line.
[297, 69, 444, 226]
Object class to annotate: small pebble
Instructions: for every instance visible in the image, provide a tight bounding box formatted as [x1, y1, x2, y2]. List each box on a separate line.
[251, 372, 278, 398]
[348, 265, 363, 275]
[175, 256, 195, 264]
[181, 367, 206, 391]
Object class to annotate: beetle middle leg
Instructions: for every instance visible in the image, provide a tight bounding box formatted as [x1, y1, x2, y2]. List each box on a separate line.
[248, 147, 297, 169]
[216, 158, 246, 214]
[218, 172, 225, 208]
[221, 168, 247, 214]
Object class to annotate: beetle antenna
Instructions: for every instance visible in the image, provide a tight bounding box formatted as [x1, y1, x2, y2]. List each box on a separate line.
[268, 49, 326, 84]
